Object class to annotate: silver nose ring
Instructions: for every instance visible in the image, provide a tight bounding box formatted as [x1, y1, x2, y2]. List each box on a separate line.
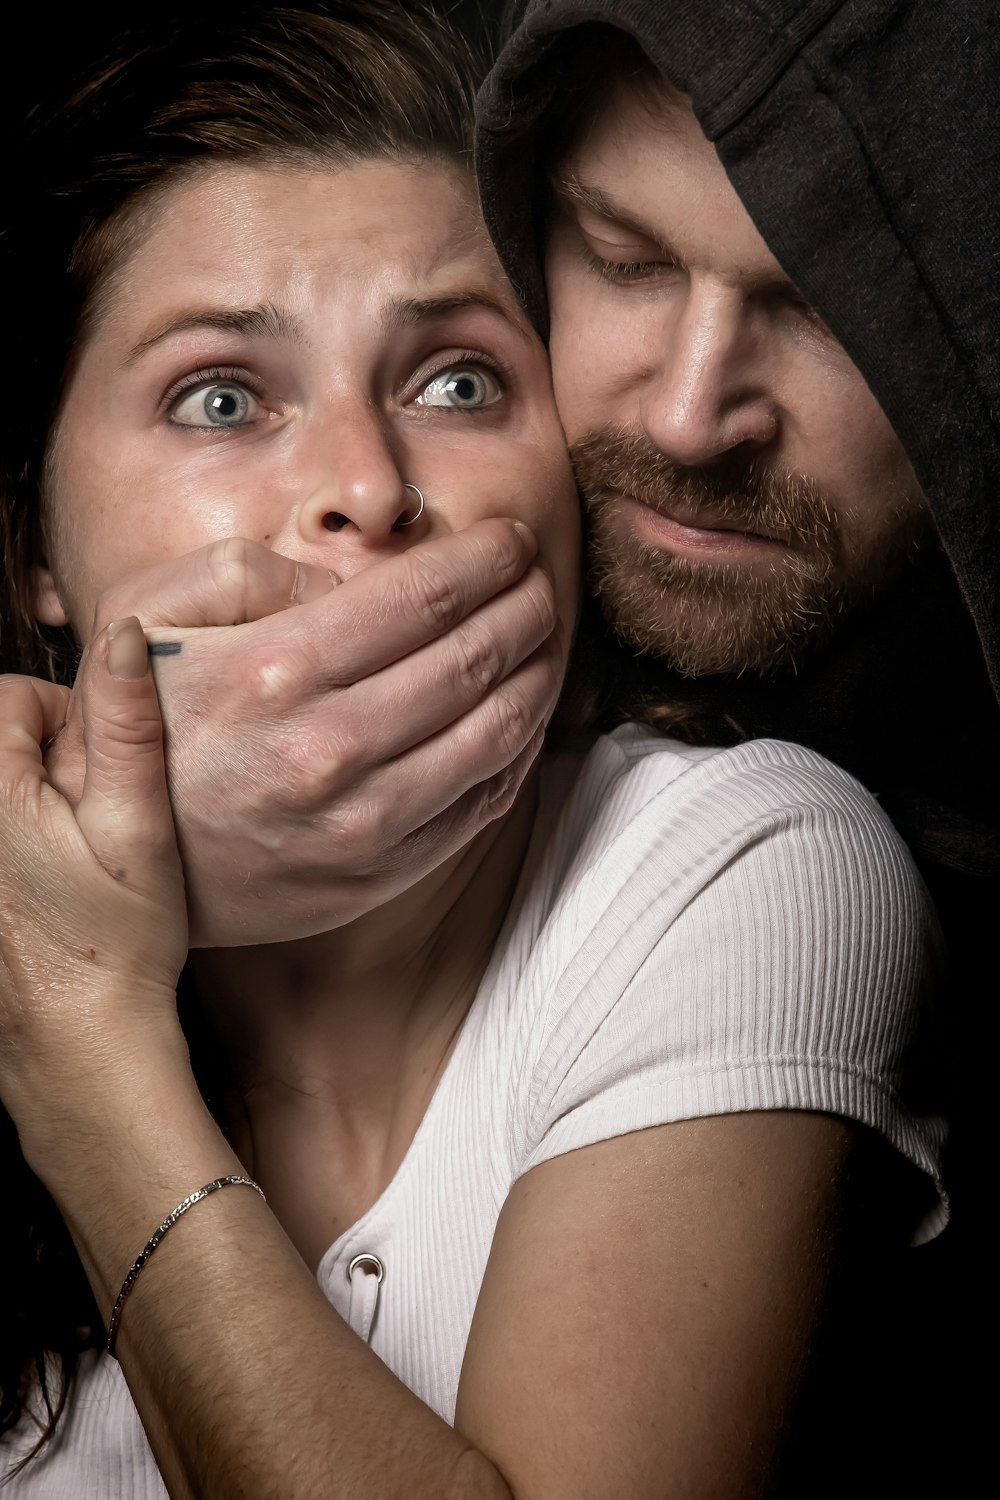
[397, 483, 425, 527]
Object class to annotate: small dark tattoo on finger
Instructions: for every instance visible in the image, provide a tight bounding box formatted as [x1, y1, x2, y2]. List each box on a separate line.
[148, 641, 183, 657]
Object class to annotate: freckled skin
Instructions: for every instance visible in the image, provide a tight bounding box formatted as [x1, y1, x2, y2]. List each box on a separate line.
[42, 160, 580, 649]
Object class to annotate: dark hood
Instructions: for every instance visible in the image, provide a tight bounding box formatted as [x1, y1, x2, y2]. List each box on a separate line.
[477, 0, 1000, 880]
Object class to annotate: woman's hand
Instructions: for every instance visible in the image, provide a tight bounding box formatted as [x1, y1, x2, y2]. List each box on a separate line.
[0, 618, 188, 1164]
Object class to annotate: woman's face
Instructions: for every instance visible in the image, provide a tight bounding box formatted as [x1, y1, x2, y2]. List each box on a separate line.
[37, 159, 579, 641]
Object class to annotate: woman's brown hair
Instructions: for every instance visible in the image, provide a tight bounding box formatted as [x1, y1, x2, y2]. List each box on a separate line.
[0, 1, 480, 682]
[0, 3, 482, 1472]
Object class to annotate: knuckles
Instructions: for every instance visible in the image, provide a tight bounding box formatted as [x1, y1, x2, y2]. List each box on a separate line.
[266, 726, 363, 813]
[481, 759, 527, 822]
[241, 641, 316, 708]
[452, 626, 506, 696]
[87, 698, 165, 751]
[520, 570, 559, 637]
[487, 642, 562, 758]
[479, 722, 546, 826]
[465, 517, 536, 588]
[397, 553, 466, 635]
[230, 729, 399, 875]
[394, 540, 555, 644]
[488, 685, 532, 760]
[322, 794, 396, 874]
[433, 566, 559, 703]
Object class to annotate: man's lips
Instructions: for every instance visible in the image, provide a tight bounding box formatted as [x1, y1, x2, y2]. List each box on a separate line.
[613, 492, 789, 555]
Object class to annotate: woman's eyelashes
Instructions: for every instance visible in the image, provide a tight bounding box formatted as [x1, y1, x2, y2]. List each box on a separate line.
[161, 353, 508, 434]
[167, 368, 266, 429]
[414, 362, 504, 410]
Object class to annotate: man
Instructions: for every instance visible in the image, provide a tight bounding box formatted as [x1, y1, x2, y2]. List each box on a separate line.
[477, 1, 998, 886]
[474, 1, 997, 1492]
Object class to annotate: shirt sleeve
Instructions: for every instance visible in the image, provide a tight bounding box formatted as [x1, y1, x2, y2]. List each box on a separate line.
[517, 739, 947, 1244]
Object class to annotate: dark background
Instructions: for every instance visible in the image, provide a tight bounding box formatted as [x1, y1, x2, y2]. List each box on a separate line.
[2, 4, 978, 1491]
[0, 2, 505, 137]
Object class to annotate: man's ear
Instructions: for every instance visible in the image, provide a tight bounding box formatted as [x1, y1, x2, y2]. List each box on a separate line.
[31, 566, 71, 628]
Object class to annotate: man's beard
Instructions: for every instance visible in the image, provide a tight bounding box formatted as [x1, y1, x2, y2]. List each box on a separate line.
[572, 426, 927, 678]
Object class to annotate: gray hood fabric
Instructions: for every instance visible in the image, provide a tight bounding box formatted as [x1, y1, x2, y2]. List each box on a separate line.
[477, 3, 995, 1492]
[477, 0, 1000, 887]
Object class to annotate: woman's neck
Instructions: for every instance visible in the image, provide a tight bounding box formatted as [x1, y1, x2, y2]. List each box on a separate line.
[188, 771, 540, 1262]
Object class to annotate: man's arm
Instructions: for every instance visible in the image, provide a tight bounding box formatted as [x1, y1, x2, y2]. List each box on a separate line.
[46, 521, 562, 946]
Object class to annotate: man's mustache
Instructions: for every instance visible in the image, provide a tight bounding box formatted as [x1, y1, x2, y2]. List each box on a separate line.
[569, 425, 839, 553]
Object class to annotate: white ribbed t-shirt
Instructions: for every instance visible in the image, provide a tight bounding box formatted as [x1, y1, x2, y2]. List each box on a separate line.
[4, 728, 946, 1495]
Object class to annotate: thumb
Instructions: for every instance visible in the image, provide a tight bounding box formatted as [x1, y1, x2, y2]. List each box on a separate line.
[94, 537, 338, 633]
[75, 617, 180, 883]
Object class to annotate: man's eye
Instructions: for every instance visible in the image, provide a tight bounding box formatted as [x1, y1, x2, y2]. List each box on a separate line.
[599, 259, 654, 280]
[170, 382, 261, 428]
[415, 367, 502, 410]
[584, 247, 674, 284]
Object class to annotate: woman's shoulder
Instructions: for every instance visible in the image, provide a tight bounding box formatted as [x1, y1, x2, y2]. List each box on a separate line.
[508, 722, 933, 1048]
[550, 719, 893, 802]
[511, 724, 947, 1244]
[540, 722, 913, 888]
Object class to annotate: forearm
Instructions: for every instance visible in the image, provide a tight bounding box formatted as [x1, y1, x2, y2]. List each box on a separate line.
[29, 1053, 510, 1500]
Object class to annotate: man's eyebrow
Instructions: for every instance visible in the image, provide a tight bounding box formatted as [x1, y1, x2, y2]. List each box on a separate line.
[554, 172, 803, 296]
[552, 174, 662, 242]
[124, 303, 305, 366]
[382, 291, 533, 342]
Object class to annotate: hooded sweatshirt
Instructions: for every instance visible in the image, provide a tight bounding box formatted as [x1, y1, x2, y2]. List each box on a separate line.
[477, 0, 999, 887]
[477, 3, 996, 1491]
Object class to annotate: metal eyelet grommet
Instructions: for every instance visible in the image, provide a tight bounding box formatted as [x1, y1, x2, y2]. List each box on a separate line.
[347, 1252, 385, 1284]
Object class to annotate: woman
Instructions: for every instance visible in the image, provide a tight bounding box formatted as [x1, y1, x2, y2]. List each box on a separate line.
[0, 5, 945, 1496]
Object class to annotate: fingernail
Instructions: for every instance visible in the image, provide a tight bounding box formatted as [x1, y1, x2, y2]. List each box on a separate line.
[294, 565, 341, 603]
[106, 617, 149, 680]
[512, 520, 538, 554]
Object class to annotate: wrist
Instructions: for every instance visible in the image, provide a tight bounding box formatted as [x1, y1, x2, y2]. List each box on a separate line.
[11, 1007, 198, 1183]
[20, 1042, 245, 1323]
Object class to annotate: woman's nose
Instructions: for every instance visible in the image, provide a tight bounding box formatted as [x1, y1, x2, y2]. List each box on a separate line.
[294, 419, 430, 549]
[316, 482, 426, 537]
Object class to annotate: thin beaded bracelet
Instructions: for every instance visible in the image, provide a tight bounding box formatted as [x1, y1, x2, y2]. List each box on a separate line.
[106, 1174, 266, 1359]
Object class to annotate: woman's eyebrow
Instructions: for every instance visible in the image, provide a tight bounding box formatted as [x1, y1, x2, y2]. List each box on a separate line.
[124, 303, 305, 366]
[383, 291, 533, 341]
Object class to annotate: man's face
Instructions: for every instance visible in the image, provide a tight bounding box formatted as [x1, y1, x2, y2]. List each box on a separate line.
[544, 74, 930, 676]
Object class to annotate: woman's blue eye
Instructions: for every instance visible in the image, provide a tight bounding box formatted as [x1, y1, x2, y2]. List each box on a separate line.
[416, 367, 501, 410]
[171, 382, 259, 428]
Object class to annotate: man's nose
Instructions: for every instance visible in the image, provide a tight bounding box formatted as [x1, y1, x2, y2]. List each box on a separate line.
[638, 285, 778, 467]
[294, 413, 429, 551]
